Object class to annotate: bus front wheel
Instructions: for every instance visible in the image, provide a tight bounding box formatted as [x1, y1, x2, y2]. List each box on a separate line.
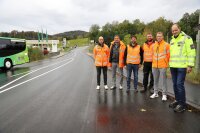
[4, 59, 13, 70]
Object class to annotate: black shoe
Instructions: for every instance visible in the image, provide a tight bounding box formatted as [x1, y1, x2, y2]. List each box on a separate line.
[140, 87, 147, 93]
[169, 101, 178, 108]
[134, 89, 138, 93]
[126, 89, 130, 93]
[150, 88, 154, 94]
[174, 105, 186, 113]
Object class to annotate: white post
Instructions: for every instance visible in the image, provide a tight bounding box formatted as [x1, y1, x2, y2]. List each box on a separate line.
[196, 12, 200, 72]
[52, 40, 58, 52]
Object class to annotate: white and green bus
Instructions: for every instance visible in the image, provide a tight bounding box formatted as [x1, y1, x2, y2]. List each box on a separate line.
[0, 37, 29, 70]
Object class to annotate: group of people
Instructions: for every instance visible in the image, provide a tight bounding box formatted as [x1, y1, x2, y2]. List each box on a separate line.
[93, 24, 196, 113]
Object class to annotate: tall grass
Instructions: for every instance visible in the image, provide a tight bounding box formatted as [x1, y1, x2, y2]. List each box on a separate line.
[28, 47, 44, 62]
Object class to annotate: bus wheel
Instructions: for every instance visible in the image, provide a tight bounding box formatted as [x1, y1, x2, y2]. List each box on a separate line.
[4, 59, 12, 70]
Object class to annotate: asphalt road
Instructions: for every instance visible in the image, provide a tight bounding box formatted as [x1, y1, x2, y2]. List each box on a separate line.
[0, 47, 199, 133]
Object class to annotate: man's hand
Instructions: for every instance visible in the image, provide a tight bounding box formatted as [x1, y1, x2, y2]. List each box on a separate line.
[187, 67, 192, 73]
[139, 64, 142, 68]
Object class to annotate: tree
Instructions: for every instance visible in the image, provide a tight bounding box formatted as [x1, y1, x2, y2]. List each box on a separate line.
[178, 9, 200, 40]
[133, 19, 145, 34]
[123, 34, 131, 45]
[89, 24, 100, 43]
[144, 17, 173, 40]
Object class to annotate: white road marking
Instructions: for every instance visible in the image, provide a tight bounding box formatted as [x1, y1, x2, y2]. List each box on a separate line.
[0, 58, 74, 94]
[10, 58, 72, 78]
[10, 52, 75, 78]
[0, 52, 76, 90]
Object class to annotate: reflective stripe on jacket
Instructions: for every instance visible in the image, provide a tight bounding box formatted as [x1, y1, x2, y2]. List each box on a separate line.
[152, 40, 170, 68]
[93, 44, 110, 67]
[143, 42, 154, 62]
[169, 32, 196, 68]
[127, 45, 140, 64]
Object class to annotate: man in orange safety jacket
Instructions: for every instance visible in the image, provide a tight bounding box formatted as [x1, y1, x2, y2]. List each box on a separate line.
[150, 32, 170, 101]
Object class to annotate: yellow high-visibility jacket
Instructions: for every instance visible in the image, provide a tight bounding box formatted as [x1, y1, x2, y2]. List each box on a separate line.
[169, 32, 196, 68]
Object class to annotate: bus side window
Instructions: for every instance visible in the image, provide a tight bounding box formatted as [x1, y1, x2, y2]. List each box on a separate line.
[0, 39, 11, 57]
[10, 41, 26, 51]
[0, 44, 7, 50]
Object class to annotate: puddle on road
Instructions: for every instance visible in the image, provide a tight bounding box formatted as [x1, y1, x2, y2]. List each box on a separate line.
[0, 67, 30, 85]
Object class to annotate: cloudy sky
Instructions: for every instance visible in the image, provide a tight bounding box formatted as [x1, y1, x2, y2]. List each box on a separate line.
[0, 0, 199, 34]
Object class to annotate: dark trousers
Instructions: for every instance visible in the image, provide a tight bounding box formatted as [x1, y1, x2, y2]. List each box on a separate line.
[127, 64, 139, 90]
[96, 66, 107, 86]
[143, 63, 154, 88]
[170, 68, 187, 107]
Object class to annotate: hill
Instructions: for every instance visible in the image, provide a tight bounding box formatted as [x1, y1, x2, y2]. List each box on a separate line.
[53, 30, 89, 39]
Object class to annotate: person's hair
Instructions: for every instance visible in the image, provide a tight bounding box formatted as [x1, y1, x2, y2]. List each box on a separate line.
[131, 35, 137, 39]
[98, 36, 104, 40]
[156, 32, 163, 36]
[147, 33, 153, 36]
[172, 23, 181, 30]
[114, 35, 120, 39]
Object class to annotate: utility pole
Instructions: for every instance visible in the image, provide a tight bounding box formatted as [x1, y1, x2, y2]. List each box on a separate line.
[196, 12, 200, 72]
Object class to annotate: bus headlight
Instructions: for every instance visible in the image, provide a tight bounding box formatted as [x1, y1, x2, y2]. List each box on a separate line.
[25, 53, 28, 56]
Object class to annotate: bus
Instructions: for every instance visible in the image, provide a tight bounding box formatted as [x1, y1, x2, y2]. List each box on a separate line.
[0, 37, 29, 70]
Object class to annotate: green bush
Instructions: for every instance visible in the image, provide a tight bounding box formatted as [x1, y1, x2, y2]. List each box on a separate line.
[28, 47, 44, 62]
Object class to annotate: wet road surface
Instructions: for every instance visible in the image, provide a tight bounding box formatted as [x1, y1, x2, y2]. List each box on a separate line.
[0, 47, 199, 133]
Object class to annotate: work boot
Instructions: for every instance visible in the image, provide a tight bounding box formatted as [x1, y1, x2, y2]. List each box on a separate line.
[174, 105, 186, 113]
[150, 93, 159, 99]
[96, 86, 100, 90]
[169, 101, 178, 108]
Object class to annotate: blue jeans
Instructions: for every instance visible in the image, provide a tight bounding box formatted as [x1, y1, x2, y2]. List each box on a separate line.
[127, 64, 139, 90]
[170, 68, 187, 107]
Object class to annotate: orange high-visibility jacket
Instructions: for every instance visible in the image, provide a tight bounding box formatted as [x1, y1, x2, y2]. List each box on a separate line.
[152, 40, 170, 68]
[108, 41, 126, 68]
[143, 42, 154, 62]
[93, 44, 110, 67]
[126, 44, 141, 64]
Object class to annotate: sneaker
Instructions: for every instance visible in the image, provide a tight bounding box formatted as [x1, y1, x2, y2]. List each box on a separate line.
[110, 86, 116, 90]
[96, 86, 100, 90]
[162, 95, 167, 101]
[169, 101, 178, 108]
[119, 85, 123, 90]
[104, 85, 108, 90]
[150, 93, 159, 99]
[174, 105, 186, 113]
[140, 87, 147, 93]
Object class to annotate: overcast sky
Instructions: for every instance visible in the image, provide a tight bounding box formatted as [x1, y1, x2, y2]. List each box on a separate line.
[0, 0, 199, 34]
